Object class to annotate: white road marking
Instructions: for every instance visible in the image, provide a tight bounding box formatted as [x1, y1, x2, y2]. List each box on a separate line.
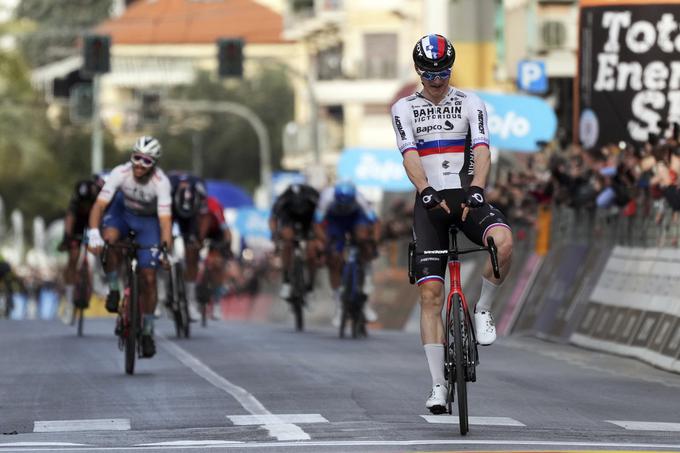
[158, 336, 310, 441]
[606, 420, 680, 431]
[0, 443, 88, 447]
[33, 419, 130, 433]
[4, 439, 680, 451]
[227, 414, 328, 441]
[228, 414, 328, 425]
[137, 440, 243, 446]
[420, 415, 526, 426]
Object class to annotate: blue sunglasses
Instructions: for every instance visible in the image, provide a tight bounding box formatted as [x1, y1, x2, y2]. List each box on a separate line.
[417, 68, 452, 81]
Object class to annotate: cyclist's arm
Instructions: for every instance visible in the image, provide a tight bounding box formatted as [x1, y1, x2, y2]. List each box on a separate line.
[63, 210, 76, 238]
[159, 214, 173, 252]
[88, 198, 110, 230]
[157, 175, 173, 251]
[467, 93, 491, 189]
[403, 151, 430, 193]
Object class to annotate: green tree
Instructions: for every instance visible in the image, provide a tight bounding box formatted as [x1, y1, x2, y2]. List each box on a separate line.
[153, 68, 294, 193]
[0, 50, 118, 224]
[15, 0, 113, 68]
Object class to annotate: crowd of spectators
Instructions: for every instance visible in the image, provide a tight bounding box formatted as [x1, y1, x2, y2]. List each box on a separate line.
[487, 123, 680, 246]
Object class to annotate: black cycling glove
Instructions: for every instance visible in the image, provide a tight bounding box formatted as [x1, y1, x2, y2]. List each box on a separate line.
[420, 186, 442, 210]
[465, 186, 485, 208]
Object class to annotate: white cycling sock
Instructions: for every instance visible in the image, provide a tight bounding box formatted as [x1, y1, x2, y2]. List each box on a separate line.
[186, 281, 197, 303]
[424, 344, 446, 387]
[65, 285, 74, 305]
[476, 277, 498, 313]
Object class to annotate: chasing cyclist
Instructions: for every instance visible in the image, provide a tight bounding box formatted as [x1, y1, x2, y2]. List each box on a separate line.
[87, 136, 172, 358]
[391, 34, 513, 414]
[269, 183, 320, 300]
[168, 171, 208, 319]
[313, 181, 380, 327]
[59, 176, 105, 312]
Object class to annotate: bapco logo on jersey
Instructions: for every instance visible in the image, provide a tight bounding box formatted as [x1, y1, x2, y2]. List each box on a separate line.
[416, 120, 455, 134]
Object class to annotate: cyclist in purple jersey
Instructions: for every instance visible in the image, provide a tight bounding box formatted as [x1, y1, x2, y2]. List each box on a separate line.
[391, 34, 513, 414]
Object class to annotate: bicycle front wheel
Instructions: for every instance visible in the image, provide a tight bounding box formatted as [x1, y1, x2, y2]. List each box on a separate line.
[291, 255, 305, 332]
[76, 308, 84, 337]
[452, 293, 469, 435]
[176, 269, 190, 339]
[125, 276, 139, 375]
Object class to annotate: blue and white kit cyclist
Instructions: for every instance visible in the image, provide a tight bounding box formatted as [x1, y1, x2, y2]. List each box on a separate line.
[391, 34, 513, 414]
[87, 136, 173, 358]
[313, 181, 381, 326]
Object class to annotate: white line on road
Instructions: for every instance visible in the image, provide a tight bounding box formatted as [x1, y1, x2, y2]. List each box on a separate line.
[137, 441, 243, 446]
[0, 443, 89, 447]
[5, 439, 680, 451]
[158, 336, 311, 441]
[606, 420, 680, 431]
[33, 419, 130, 433]
[228, 414, 328, 425]
[420, 415, 526, 426]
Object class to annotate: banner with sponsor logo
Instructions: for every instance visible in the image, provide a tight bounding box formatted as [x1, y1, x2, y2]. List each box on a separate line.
[337, 148, 413, 192]
[577, 0, 680, 148]
[477, 92, 557, 152]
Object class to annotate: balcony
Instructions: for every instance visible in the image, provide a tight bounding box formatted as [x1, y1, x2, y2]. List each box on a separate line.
[283, 0, 344, 40]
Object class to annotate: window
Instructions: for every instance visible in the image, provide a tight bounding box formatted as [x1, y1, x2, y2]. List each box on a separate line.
[362, 33, 397, 79]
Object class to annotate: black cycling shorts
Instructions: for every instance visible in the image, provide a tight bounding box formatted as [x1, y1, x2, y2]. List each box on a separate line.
[276, 211, 315, 239]
[412, 189, 510, 285]
[176, 215, 200, 243]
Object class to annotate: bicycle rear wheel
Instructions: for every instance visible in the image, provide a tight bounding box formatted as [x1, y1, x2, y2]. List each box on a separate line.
[125, 276, 139, 375]
[452, 293, 469, 435]
[76, 308, 84, 337]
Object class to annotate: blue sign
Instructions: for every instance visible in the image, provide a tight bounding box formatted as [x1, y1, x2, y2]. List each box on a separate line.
[477, 91, 557, 153]
[337, 148, 412, 192]
[517, 60, 548, 93]
[233, 208, 271, 239]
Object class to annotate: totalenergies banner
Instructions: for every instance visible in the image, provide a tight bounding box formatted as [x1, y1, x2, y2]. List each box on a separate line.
[577, 0, 680, 148]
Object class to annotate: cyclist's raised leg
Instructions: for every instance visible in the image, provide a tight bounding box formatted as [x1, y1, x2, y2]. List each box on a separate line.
[458, 196, 512, 345]
[352, 222, 379, 322]
[63, 241, 80, 311]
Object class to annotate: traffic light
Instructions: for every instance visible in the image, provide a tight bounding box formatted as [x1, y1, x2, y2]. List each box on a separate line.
[69, 83, 93, 124]
[141, 92, 161, 123]
[217, 38, 244, 78]
[83, 34, 111, 74]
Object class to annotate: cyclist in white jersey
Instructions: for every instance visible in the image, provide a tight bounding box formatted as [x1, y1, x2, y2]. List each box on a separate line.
[87, 136, 172, 358]
[391, 34, 513, 414]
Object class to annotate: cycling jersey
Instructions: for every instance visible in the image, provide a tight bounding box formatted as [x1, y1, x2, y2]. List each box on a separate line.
[272, 184, 319, 220]
[168, 172, 208, 218]
[98, 163, 172, 217]
[314, 187, 377, 223]
[204, 196, 228, 239]
[391, 86, 489, 191]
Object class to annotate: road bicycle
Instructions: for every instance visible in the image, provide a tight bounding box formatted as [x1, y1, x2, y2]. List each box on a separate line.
[409, 225, 500, 435]
[102, 232, 161, 375]
[166, 257, 190, 339]
[287, 223, 310, 332]
[339, 239, 368, 339]
[71, 238, 92, 337]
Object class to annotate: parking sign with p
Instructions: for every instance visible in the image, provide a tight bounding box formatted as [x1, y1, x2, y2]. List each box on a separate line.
[517, 60, 548, 94]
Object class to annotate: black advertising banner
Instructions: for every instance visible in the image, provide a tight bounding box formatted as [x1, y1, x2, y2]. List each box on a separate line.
[577, 2, 680, 148]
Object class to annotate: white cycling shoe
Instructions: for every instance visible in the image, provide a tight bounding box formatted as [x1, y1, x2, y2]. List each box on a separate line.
[363, 304, 378, 323]
[474, 310, 497, 345]
[425, 383, 448, 414]
[188, 302, 202, 321]
[279, 283, 292, 300]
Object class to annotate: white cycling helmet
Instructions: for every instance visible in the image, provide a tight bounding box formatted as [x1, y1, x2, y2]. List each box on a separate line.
[133, 136, 162, 160]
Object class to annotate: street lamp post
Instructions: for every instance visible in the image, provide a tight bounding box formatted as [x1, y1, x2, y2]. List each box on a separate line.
[164, 100, 272, 205]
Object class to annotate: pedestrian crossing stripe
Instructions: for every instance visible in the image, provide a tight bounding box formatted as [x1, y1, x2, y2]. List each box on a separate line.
[606, 420, 680, 431]
[420, 415, 526, 426]
[33, 418, 130, 432]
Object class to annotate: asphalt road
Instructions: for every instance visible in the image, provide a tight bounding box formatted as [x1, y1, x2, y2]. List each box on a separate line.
[1, 316, 680, 453]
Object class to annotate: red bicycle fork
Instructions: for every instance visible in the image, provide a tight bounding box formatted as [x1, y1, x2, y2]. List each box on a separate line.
[445, 260, 470, 315]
